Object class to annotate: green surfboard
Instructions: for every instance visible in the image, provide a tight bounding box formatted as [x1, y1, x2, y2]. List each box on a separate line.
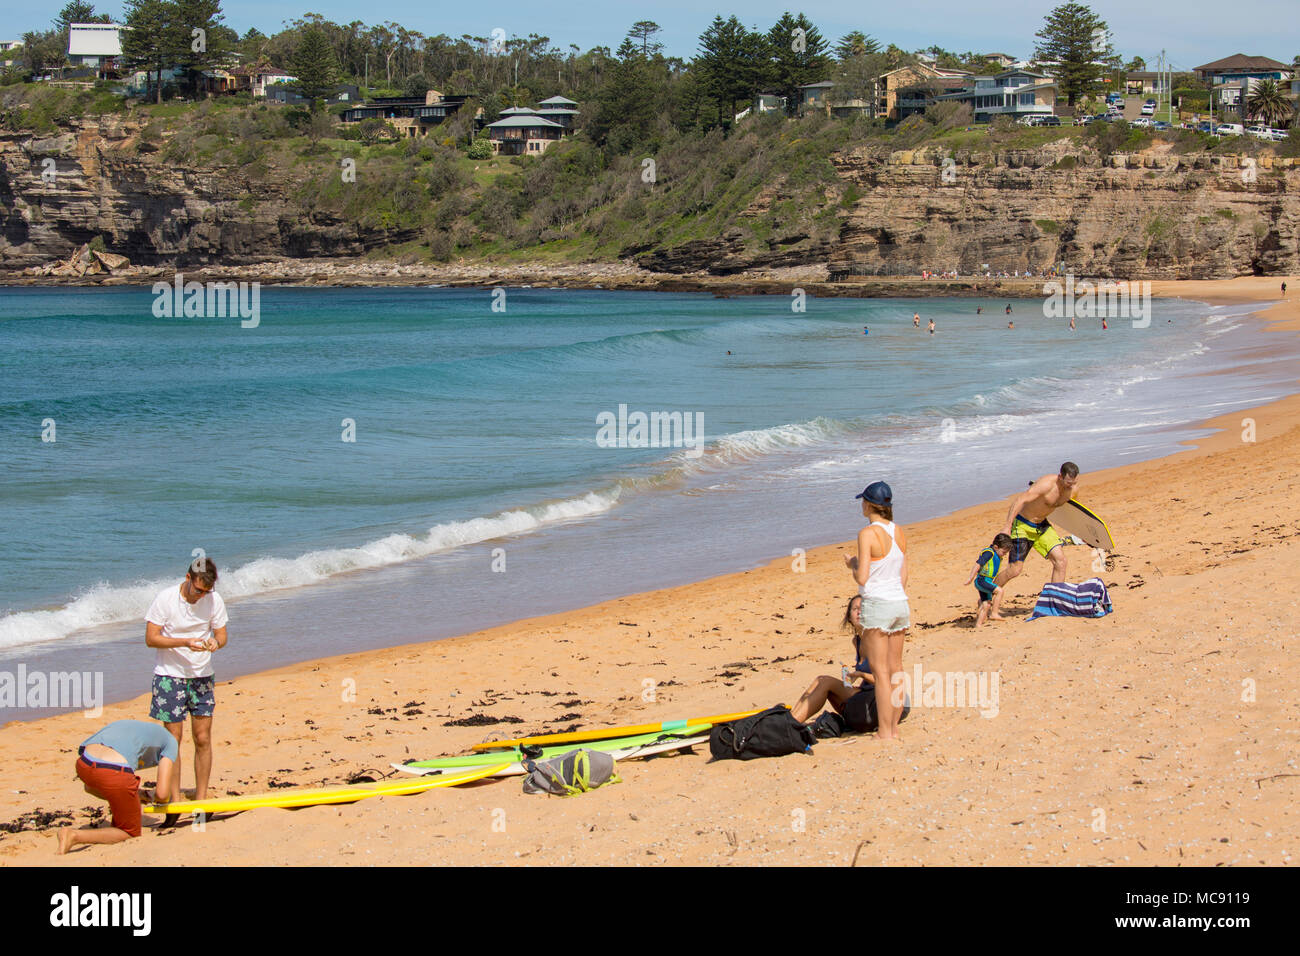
[393, 727, 712, 773]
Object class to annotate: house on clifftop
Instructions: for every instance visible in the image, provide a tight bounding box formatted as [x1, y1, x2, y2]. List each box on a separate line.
[341, 90, 472, 138]
[67, 22, 122, 79]
[485, 97, 580, 155]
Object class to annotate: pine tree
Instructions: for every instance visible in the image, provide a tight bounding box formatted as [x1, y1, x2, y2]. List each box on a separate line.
[694, 15, 765, 127]
[169, 0, 230, 96]
[767, 12, 831, 114]
[292, 26, 339, 110]
[1034, 2, 1112, 106]
[120, 0, 172, 102]
[626, 21, 663, 58]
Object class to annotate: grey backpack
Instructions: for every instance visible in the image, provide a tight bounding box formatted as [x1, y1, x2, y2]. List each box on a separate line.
[521, 749, 621, 796]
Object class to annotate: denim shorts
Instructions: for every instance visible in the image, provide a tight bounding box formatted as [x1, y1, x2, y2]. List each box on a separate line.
[859, 597, 911, 634]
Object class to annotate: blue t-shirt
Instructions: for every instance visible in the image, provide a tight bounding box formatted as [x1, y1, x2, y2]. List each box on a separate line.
[81, 720, 178, 770]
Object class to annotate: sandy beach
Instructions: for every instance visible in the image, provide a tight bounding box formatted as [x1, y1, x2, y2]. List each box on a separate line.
[2, 276, 1296, 867]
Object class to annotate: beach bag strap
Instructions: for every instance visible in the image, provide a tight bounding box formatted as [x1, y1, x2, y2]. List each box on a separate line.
[522, 749, 621, 796]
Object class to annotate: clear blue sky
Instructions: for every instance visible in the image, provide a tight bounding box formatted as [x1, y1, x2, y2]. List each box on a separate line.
[14, 0, 1300, 72]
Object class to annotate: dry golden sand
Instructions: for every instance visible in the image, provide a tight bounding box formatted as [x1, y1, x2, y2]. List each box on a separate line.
[2, 277, 1297, 866]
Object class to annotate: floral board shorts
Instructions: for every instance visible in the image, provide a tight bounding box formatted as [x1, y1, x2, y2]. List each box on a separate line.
[149, 674, 216, 721]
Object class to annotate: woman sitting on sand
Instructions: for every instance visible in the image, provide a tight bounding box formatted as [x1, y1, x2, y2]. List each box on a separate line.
[790, 596, 910, 732]
[845, 481, 910, 740]
[790, 596, 874, 722]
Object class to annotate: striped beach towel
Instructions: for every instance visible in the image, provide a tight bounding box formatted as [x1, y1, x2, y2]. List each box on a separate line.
[1027, 578, 1113, 620]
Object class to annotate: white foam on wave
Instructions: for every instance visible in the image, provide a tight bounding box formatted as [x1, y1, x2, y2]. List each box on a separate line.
[0, 489, 620, 652]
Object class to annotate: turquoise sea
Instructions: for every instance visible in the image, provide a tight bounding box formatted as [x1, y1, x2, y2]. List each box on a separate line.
[1, 286, 1295, 718]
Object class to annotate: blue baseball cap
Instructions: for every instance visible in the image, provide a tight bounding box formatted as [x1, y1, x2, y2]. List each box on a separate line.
[855, 481, 893, 505]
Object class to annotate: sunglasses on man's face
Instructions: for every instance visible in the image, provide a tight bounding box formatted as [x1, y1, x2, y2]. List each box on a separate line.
[189, 580, 213, 596]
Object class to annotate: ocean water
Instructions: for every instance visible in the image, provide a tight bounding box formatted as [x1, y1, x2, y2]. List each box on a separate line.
[1, 286, 1296, 719]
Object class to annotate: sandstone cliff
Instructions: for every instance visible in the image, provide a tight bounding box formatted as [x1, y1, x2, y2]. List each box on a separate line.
[2, 116, 1296, 280]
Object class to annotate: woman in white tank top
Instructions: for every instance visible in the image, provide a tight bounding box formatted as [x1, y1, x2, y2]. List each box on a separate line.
[845, 481, 910, 740]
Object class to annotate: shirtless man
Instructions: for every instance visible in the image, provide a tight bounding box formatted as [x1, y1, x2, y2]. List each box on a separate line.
[995, 462, 1080, 587]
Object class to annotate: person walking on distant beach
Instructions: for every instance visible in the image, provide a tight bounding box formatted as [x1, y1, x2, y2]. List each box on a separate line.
[57, 719, 179, 854]
[1283, 282, 1288, 294]
[996, 462, 1080, 589]
[1069, 315, 1075, 331]
[845, 481, 910, 741]
[146, 556, 227, 803]
[1102, 317, 1108, 330]
[927, 318, 935, 335]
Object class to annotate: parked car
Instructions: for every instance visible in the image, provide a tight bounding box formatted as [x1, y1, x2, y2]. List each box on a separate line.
[1153, 120, 1171, 131]
[1246, 125, 1272, 139]
[1197, 121, 1214, 133]
[1131, 117, 1153, 128]
[1039, 115, 1062, 127]
[1215, 123, 1244, 136]
[1141, 103, 1156, 116]
[1269, 128, 1290, 142]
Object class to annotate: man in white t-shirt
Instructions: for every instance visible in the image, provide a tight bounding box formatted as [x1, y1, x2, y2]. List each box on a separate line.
[146, 557, 228, 801]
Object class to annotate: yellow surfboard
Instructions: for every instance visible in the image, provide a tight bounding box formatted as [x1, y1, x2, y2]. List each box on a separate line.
[142, 762, 506, 815]
[1048, 499, 1115, 552]
[470, 708, 767, 752]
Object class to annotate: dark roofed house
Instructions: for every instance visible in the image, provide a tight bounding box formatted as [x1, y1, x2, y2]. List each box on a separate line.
[533, 107, 579, 128]
[896, 76, 969, 119]
[798, 80, 835, 110]
[268, 83, 360, 106]
[1194, 54, 1292, 83]
[484, 96, 579, 154]
[1125, 71, 1160, 95]
[341, 89, 470, 137]
[1193, 55, 1293, 118]
[486, 115, 565, 155]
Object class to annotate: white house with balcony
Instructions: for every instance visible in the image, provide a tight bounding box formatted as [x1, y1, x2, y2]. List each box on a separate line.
[67, 23, 122, 76]
[937, 69, 1056, 122]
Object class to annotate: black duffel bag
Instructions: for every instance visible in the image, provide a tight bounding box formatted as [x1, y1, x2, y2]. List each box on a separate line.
[709, 705, 815, 761]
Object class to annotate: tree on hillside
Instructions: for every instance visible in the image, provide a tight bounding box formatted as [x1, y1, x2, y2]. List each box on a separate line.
[767, 12, 831, 114]
[589, 35, 674, 153]
[694, 15, 767, 127]
[1034, 2, 1113, 106]
[20, 29, 67, 76]
[627, 21, 663, 58]
[169, 0, 232, 95]
[1246, 78, 1292, 128]
[293, 26, 340, 110]
[120, 0, 175, 102]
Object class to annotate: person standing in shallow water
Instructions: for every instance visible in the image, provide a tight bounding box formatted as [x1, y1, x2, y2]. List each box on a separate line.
[845, 481, 910, 741]
[927, 318, 935, 335]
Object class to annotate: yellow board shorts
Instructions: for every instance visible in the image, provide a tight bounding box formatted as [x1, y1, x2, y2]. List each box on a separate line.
[1009, 515, 1063, 562]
